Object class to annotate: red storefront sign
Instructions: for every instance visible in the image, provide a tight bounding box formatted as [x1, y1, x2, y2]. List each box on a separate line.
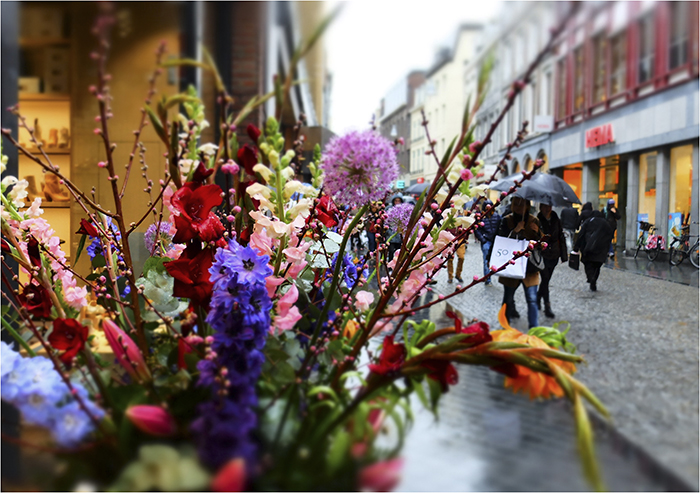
[417, 177, 425, 184]
[585, 124, 614, 148]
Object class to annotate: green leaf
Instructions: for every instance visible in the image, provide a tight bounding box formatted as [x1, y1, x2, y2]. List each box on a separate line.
[427, 377, 442, 416]
[273, 361, 297, 385]
[163, 94, 201, 111]
[145, 105, 167, 144]
[142, 256, 173, 277]
[327, 430, 351, 475]
[92, 254, 106, 268]
[75, 234, 88, 264]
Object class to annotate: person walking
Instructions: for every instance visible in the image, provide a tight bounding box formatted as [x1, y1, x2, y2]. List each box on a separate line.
[365, 201, 382, 257]
[537, 202, 568, 318]
[560, 206, 579, 253]
[578, 202, 593, 228]
[474, 199, 501, 286]
[605, 198, 621, 258]
[574, 210, 614, 291]
[497, 194, 543, 328]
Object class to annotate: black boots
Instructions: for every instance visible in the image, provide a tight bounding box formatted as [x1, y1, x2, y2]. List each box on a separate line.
[544, 302, 555, 319]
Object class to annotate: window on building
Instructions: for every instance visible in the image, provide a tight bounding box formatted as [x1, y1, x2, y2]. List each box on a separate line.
[544, 70, 552, 115]
[609, 31, 626, 95]
[669, 145, 692, 224]
[573, 46, 585, 111]
[442, 104, 446, 125]
[592, 34, 607, 103]
[669, 2, 689, 70]
[638, 12, 655, 84]
[598, 156, 619, 211]
[557, 58, 567, 119]
[638, 152, 657, 225]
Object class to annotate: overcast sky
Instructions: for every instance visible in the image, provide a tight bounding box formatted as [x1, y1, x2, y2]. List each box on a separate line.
[324, 0, 503, 135]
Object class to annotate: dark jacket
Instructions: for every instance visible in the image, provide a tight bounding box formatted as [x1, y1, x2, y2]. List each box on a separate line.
[560, 207, 579, 230]
[605, 204, 621, 232]
[574, 210, 614, 264]
[578, 202, 593, 229]
[538, 211, 568, 262]
[475, 213, 501, 243]
[497, 212, 542, 288]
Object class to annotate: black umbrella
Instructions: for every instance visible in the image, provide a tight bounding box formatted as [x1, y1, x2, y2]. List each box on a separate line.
[403, 181, 431, 195]
[489, 172, 580, 206]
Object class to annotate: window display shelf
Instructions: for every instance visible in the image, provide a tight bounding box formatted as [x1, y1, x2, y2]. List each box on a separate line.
[19, 93, 70, 102]
[23, 147, 71, 155]
[19, 37, 70, 48]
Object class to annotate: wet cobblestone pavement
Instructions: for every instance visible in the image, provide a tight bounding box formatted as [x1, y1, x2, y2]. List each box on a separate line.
[392, 243, 699, 491]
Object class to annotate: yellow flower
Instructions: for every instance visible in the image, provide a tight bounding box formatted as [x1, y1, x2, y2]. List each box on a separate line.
[343, 319, 359, 339]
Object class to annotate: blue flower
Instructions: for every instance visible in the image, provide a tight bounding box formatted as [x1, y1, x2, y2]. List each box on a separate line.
[1, 341, 20, 379]
[51, 400, 104, 448]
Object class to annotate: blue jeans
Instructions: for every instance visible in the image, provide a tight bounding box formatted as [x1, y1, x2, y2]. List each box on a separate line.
[481, 241, 493, 282]
[504, 284, 539, 328]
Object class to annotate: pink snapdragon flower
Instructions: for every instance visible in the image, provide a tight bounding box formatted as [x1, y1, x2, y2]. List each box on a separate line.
[102, 319, 151, 382]
[272, 284, 302, 335]
[125, 405, 177, 437]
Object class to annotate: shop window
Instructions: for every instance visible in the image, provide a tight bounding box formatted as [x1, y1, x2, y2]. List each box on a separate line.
[524, 157, 533, 172]
[562, 164, 582, 201]
[556, 58, 567, 119]
[638, 12, 655, 84]
[573, 46, 585, 111]
[669, 2, 689, 70]
[669, 145, 692, 219]
[609, 31, 626, 95]
[638, 152, 657, 225]
[592, 34, 607, 103]
[598, 156, 619, 211]
[538, 153, 550, 173]
[513, 160, 520, 174]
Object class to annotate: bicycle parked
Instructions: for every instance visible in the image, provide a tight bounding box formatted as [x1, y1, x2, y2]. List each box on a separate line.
[668, 222, 700, 268]
[634, 221, 665, 261]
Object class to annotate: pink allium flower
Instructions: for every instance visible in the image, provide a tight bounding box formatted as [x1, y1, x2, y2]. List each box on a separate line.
[321, 130, 398, 207]
[385, 203, 414, 236]
[354, 290, 375, 311]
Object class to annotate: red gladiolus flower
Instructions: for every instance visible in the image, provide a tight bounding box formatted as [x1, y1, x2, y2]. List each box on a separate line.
[458, 321, 492, 346]
[246, 124, 261, 144]
[368, 336, 406, 376]
[237, 144, 258, 175]
[18, 283, 53, 318]
[164, 247, 214, 305]
[190, 161, 214, 186]
[315, 195, 340, 228]
[125, 405, 177, 437]
[48, 318, 89, 365]
[26, 236, 42, 268]
[1, 239, 11, 253]
[420, 359, 459, 392]
[75, 218, 99, 237]
[211, 457, 246, 492]
[171, 184, 224, 243]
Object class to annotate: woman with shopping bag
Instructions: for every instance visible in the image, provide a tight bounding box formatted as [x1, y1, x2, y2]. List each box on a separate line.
[495, 195, 543, 328]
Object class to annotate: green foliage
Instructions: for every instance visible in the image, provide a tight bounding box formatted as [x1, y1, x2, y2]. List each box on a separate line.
[528, 322, 577, 354]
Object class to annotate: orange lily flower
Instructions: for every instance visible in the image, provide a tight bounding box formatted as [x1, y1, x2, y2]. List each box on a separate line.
[491, 305, 576, 400]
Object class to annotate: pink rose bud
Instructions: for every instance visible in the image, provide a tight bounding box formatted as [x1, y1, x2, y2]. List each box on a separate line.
[211, 458, 246, 492]
[430, 203, 438, 210]
[102, 319, 151, 382]
[125, 405, 177, 437]
[460, 168, 474, 181]
[232, 206, 242, 214]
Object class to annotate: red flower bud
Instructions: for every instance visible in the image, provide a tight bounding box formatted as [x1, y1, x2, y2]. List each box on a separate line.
[125, 405, 177, 437]
[211, 457, 246, 492]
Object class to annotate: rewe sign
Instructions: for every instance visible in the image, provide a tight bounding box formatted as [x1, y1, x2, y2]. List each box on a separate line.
[585, 124, 614, 148]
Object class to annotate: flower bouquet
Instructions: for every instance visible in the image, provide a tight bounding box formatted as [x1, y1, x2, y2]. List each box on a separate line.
[1, 4, 608, 491]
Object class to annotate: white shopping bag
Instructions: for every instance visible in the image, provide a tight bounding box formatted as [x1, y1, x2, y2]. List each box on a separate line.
[489, 235, 528, 279]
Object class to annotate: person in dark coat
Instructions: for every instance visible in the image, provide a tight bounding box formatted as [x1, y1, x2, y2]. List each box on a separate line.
[560, 206, 579, 253]
[574, 210, 614, 291]
[386, 194, 405, 263]
[474, 199, 501, 286]
[497, 195, 543, 328]
[578, 202, 593, 229]
[605, 198, 621, 258]
[537, 202, 568, 318]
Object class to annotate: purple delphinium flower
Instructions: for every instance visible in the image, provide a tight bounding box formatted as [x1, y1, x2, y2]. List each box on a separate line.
[194, 238, 271, 469]
[386, 202, 414, 236]
[144, 221, 174, 255]
[321, 130, 399, 207]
